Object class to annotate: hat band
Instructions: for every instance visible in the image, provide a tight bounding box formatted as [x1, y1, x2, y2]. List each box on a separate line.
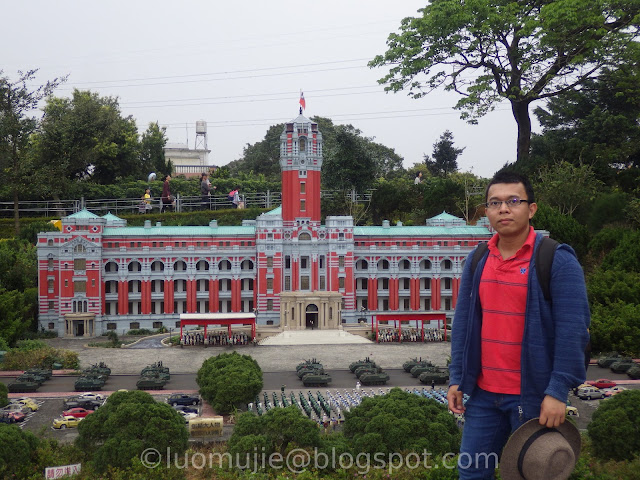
[517, 427, 559, 478]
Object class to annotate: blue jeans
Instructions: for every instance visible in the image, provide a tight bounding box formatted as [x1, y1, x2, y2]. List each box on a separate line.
[458, 388, 532, 479]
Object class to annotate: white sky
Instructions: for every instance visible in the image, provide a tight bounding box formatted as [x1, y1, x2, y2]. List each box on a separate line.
[3, 0, 536, 179]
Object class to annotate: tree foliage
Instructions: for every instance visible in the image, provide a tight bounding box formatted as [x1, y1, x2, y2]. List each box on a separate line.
[424, 130, 464, 177]
[0, 383, 7, 408]
[322, 125, 378, 192]
[535, 161, 602, 216]
[140, 122, 171, 177]
[229, 406, 321, 458]
[0, 424, 40, 477]
[0, 69, 65, 233]
[588, 390, 640, 461]
[343, 388, 460, 456]
[531, 203, 589, 260]
[196, 352, 263, 414]
[370, 0, 640, 162]
[76, 390, 188, 472]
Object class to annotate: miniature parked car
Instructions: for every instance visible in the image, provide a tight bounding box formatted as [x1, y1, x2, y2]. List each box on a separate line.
[565, 406, 579, 417]
[12, 398, 39, 412]
[52, 416, 83, 429]
[62, 408, 94, 419]
[178, 410, 198, 423]
[8, 411, 26, 422]
[587, 379, 616, 389]
[63, 397, 103, 410]
[603, 386, 627, 397]
[0, 413, 15, 424]
[167, 393, 200, 406]
[76, 393, 104, 402]
[3, 403, 30, 414]
[577, 386, 604, 400]
[172, 405, 199, 414]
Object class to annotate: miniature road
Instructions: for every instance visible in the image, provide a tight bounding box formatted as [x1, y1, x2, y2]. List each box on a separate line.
[126, 334, 170, 349]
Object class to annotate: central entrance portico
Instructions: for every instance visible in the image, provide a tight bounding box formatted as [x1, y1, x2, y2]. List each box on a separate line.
[280, 291, 342, 330]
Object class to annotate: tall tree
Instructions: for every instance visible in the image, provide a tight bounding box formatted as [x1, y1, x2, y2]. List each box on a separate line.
[370, 0, 640, 162]
[140, 121, 171, 176]
[33, 89, 140, 192]
[0, 70, 65, 233]
[322, 124, 377, 192]
[226, 123, 285, 178]
[424, 130, 464, 177]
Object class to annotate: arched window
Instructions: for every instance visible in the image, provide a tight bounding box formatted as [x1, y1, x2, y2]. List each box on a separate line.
[299, 232, 311, 241]
[128, 261, 142, 272]
[356, 259, 368, 270]
[399, 259, 411, 270]
[442, 259, 453, 270]
[218, 260, 232, 271]
[299, 136, 307, 152]
[151, 260, 164, 272]
[196, 260, 209, 271]
[174, 260, 187, 271]
[105, 261, 119, 273]
[377, 259, 390, 270]
[74, 244, 86, 254]
[420, 259, 432, 270]
[241, 260, 254, 271]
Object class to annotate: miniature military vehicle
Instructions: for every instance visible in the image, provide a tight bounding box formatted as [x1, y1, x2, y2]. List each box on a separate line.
[597, 352, 622, 368]
[16, 373, 46, 386]
[25, 368, 52, 380]
[410, 364, 440, 378]
[359, 371, 390, 386]
[84, 362, 111, 377]
[419, 368, 450, 385]
[136, 376, 167, 390]
[626, 364, 640, 380]
[8, 379, 39, 393]
[403, 358, 431, 372]
[297, 365, 324, 379]
[296, 359, 323, 372]
[302, 373, 332, 387]
[610, 359, 635, 373]
[74, 376, 104, 391]
[354, 366, 381, 378]
[349, 357, 376, 373]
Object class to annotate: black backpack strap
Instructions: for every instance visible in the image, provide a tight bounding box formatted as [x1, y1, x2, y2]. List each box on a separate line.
[535, 237, 559, 302]
[471, 242, 489, 276]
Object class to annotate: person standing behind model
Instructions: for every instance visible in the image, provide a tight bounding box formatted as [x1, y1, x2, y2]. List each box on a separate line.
[447, 171, 590, 479]
[414, 171, 422, 184]
[200, 173, 210, 210]
[161, 175, 172, 213]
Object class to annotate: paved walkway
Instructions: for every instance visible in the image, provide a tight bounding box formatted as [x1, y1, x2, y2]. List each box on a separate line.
[260, 329, 371, 345]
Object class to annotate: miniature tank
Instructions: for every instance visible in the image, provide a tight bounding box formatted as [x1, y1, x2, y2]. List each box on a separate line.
[359, 371, 389, 386]
[349, 357, 376, 373]
[302, 373, 332, 387]
[140, 367, 170, 381]
[136, 376, 167, 390]
[403, 358, 430, 372]
[296, 359, 322, 372]
[297, 366, 324, 379]
[354, 366, 381, 378]
[84, 362, 111, 377]
[419, 369, 450, 385]
[596, 352, 622, 368]
[610, 359, 635, 373]
[627, 364, 640, 380]
[25, 368, 52, 380]
[410, 364, 440, 378]
[75, 376, 104, 391]
[16, 373, 46, 386]
[8, 378, 39, 393]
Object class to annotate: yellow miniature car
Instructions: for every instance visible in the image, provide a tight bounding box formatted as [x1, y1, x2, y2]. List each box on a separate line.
[12, 398, 39, 412]
[52, 415, 83, 429]
[565, 406, 579, 417]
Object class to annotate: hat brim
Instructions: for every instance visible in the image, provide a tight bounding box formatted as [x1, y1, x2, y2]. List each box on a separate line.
[500, 418, 581, 480]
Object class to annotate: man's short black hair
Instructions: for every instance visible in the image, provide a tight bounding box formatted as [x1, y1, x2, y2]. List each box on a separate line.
[485, 171, 535, 203]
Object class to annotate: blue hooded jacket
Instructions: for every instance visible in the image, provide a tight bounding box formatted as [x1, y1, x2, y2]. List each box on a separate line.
[449, 233, 591, 417]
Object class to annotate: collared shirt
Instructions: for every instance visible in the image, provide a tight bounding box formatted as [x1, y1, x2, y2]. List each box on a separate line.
[477, 226, 536, 394]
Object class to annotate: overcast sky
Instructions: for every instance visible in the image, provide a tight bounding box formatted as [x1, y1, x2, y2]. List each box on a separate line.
[3, 0, 535, 179]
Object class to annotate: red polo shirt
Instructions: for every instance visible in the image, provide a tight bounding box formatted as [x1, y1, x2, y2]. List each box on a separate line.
[476, 226, 536, 395]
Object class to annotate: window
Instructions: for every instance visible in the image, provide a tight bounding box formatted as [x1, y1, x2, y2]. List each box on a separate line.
[379, 278, 389, 290]
[403, 298, 411, 310]
[424, 298, 431, 310]
[301, 276, 310, 290]
[153, 321, 163, 329]
[402, 278, 410, 289]
[338, 277, 345, 289]
[107, 323, 117, 330]
[338, 256, 345, 268]
[48, 301, 54, 310]
[319, 256, 325, 269]
[65, 279, 69, 288]
[267, 299, 273, 311]
[267, 278, 274, 290]
[444, 278, 452, 289]
[383, 299, 389, 311]
[48, 258, 54, 269]
[284, 276, 291, 291]
[74, 281, 87, 293]
[267, 257, 274, 268]
[301, 256, 309, 269]
[74, 258, 86, 270]
[130, 322, 140, 330]
[300, 182, 306, 193]
[300, 200, 306, 211]
[319, 276, 325, 290]
[338, 232, 345, 241]
[299, 232, 311, 241]
[443, 259, 452, 270]
[48, 322, 55, 330]
[48, 279, 54, 290]
[74, 244, 86, 253]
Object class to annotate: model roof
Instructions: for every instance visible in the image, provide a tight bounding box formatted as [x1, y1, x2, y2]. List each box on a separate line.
[103, 225, 255, 237]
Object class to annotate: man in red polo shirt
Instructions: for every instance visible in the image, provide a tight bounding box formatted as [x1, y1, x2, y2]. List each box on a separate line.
[447, 171, 590, 479]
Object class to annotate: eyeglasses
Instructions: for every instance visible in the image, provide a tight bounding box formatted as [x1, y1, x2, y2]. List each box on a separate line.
[484, 198, 531, 210]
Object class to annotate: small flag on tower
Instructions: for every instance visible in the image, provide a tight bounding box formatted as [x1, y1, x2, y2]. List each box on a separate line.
[299, 91, 306, 111]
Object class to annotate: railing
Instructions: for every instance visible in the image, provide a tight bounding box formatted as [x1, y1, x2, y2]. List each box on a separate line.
[0, 189, 373, 218]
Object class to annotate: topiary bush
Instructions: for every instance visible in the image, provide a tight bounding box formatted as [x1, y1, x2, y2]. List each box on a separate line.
[1, 346, 79, 370]
[588, 389, 640, 461]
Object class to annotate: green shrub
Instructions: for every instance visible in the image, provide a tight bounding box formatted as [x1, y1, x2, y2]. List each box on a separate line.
[0, 382, 8, 408]
[1, 346, 79, 370]
[588, 390, 640, 461]
[126, 329, 154, 336]
[14, 339, 47, 351]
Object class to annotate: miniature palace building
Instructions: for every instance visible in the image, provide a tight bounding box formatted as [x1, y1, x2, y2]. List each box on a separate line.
[36, 113, 493, 337]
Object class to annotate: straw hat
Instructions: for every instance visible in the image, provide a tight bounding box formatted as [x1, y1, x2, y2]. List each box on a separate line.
[500, 418, 581, 480]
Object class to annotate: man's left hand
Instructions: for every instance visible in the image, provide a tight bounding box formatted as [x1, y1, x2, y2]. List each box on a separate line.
[539, 395, 566, 428]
